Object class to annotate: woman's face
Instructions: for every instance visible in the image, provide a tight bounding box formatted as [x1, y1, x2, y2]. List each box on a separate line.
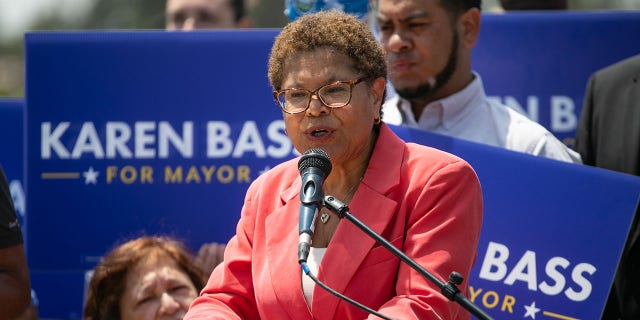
[119, 254, 198, 320]
[281, 48, 385, 166]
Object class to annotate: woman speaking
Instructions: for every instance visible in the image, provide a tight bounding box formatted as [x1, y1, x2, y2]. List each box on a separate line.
[185, 11, 483, 320]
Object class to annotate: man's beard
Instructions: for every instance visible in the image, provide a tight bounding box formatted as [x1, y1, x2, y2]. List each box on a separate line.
[395, 31, 459, 102]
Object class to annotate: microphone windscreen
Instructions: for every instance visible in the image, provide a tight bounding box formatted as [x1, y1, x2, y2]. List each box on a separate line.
[298, 148, 332, 176]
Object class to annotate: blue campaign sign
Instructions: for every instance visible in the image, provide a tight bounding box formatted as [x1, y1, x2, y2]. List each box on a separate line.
[26, 30, 295, 317]
[392, 125, 640, 320]
[24, 12, 640, 319]
[475, 12, 640, 147]
[0, 98, 27, 238]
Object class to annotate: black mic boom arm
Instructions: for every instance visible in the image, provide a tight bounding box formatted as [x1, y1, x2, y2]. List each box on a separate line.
[322, 195, 493, 320]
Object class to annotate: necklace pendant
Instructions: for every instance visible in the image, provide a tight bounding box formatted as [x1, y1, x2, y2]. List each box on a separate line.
[320, 212, 330, 224]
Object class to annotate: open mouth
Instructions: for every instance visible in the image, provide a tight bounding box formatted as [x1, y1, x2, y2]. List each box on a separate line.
[311, 129, 328, 137]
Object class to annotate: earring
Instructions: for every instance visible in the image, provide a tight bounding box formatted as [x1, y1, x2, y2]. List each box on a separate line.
[374, 117, 381, 125]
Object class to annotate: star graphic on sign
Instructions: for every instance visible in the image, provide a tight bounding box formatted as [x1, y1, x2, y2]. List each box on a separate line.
[83, 167, 99, 185]
[524, 301, 541, 319]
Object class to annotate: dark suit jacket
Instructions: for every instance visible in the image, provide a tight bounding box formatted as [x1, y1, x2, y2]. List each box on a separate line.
[575, 54, 640, 319]
[576, 54, 640, 175]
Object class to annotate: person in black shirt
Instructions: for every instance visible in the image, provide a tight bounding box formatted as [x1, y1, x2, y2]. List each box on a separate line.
[0, 166, 31, 319]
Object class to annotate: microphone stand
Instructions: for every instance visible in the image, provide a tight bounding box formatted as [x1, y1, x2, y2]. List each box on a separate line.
[323, 195, 493, 320]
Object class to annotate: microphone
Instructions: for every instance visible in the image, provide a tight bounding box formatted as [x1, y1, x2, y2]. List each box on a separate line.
[297, 148, 332, 263]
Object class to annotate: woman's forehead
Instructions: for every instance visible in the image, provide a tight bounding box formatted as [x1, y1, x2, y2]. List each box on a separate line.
[282, 49, 355, 83]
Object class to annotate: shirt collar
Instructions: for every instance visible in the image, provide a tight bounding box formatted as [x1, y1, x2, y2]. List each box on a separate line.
[396, 72, 486, 129]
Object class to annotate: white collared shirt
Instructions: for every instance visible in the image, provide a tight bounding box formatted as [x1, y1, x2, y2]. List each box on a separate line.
[383, 73, 581, 163]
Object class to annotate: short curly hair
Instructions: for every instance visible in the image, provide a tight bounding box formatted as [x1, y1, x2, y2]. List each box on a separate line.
[268, 10, 387, 91]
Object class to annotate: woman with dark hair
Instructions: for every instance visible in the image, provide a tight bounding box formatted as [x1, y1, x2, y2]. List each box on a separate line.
[84, 236, 206, 320]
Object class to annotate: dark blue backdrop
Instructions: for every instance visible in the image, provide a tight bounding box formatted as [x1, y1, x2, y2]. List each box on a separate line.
[475, 11, 640, 146]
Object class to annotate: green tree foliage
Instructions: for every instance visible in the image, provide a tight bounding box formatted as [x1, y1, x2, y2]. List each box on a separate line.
[0, 0, 167, 96]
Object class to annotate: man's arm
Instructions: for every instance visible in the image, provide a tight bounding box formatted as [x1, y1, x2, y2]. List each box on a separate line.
[0, 243, 31, 320]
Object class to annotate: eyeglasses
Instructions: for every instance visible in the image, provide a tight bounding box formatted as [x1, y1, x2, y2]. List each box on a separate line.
[274, 78, 365, 114]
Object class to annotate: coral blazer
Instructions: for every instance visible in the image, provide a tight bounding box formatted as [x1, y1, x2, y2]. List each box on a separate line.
[185, 124, 483, 320]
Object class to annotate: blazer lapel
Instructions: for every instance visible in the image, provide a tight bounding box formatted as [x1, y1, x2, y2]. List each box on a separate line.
[265, 181, 314, 319]
[311, 124, 405, 319]
[311, 185, 398, 319]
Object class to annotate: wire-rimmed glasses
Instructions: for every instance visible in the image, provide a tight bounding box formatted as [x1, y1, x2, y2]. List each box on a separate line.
[274, 78, 365, 114]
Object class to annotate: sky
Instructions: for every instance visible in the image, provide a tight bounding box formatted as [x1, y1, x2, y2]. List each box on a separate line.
[0, 0, 94, 40]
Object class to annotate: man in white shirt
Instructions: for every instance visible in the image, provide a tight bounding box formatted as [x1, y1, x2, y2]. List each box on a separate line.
[376, 0, 580, 163]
